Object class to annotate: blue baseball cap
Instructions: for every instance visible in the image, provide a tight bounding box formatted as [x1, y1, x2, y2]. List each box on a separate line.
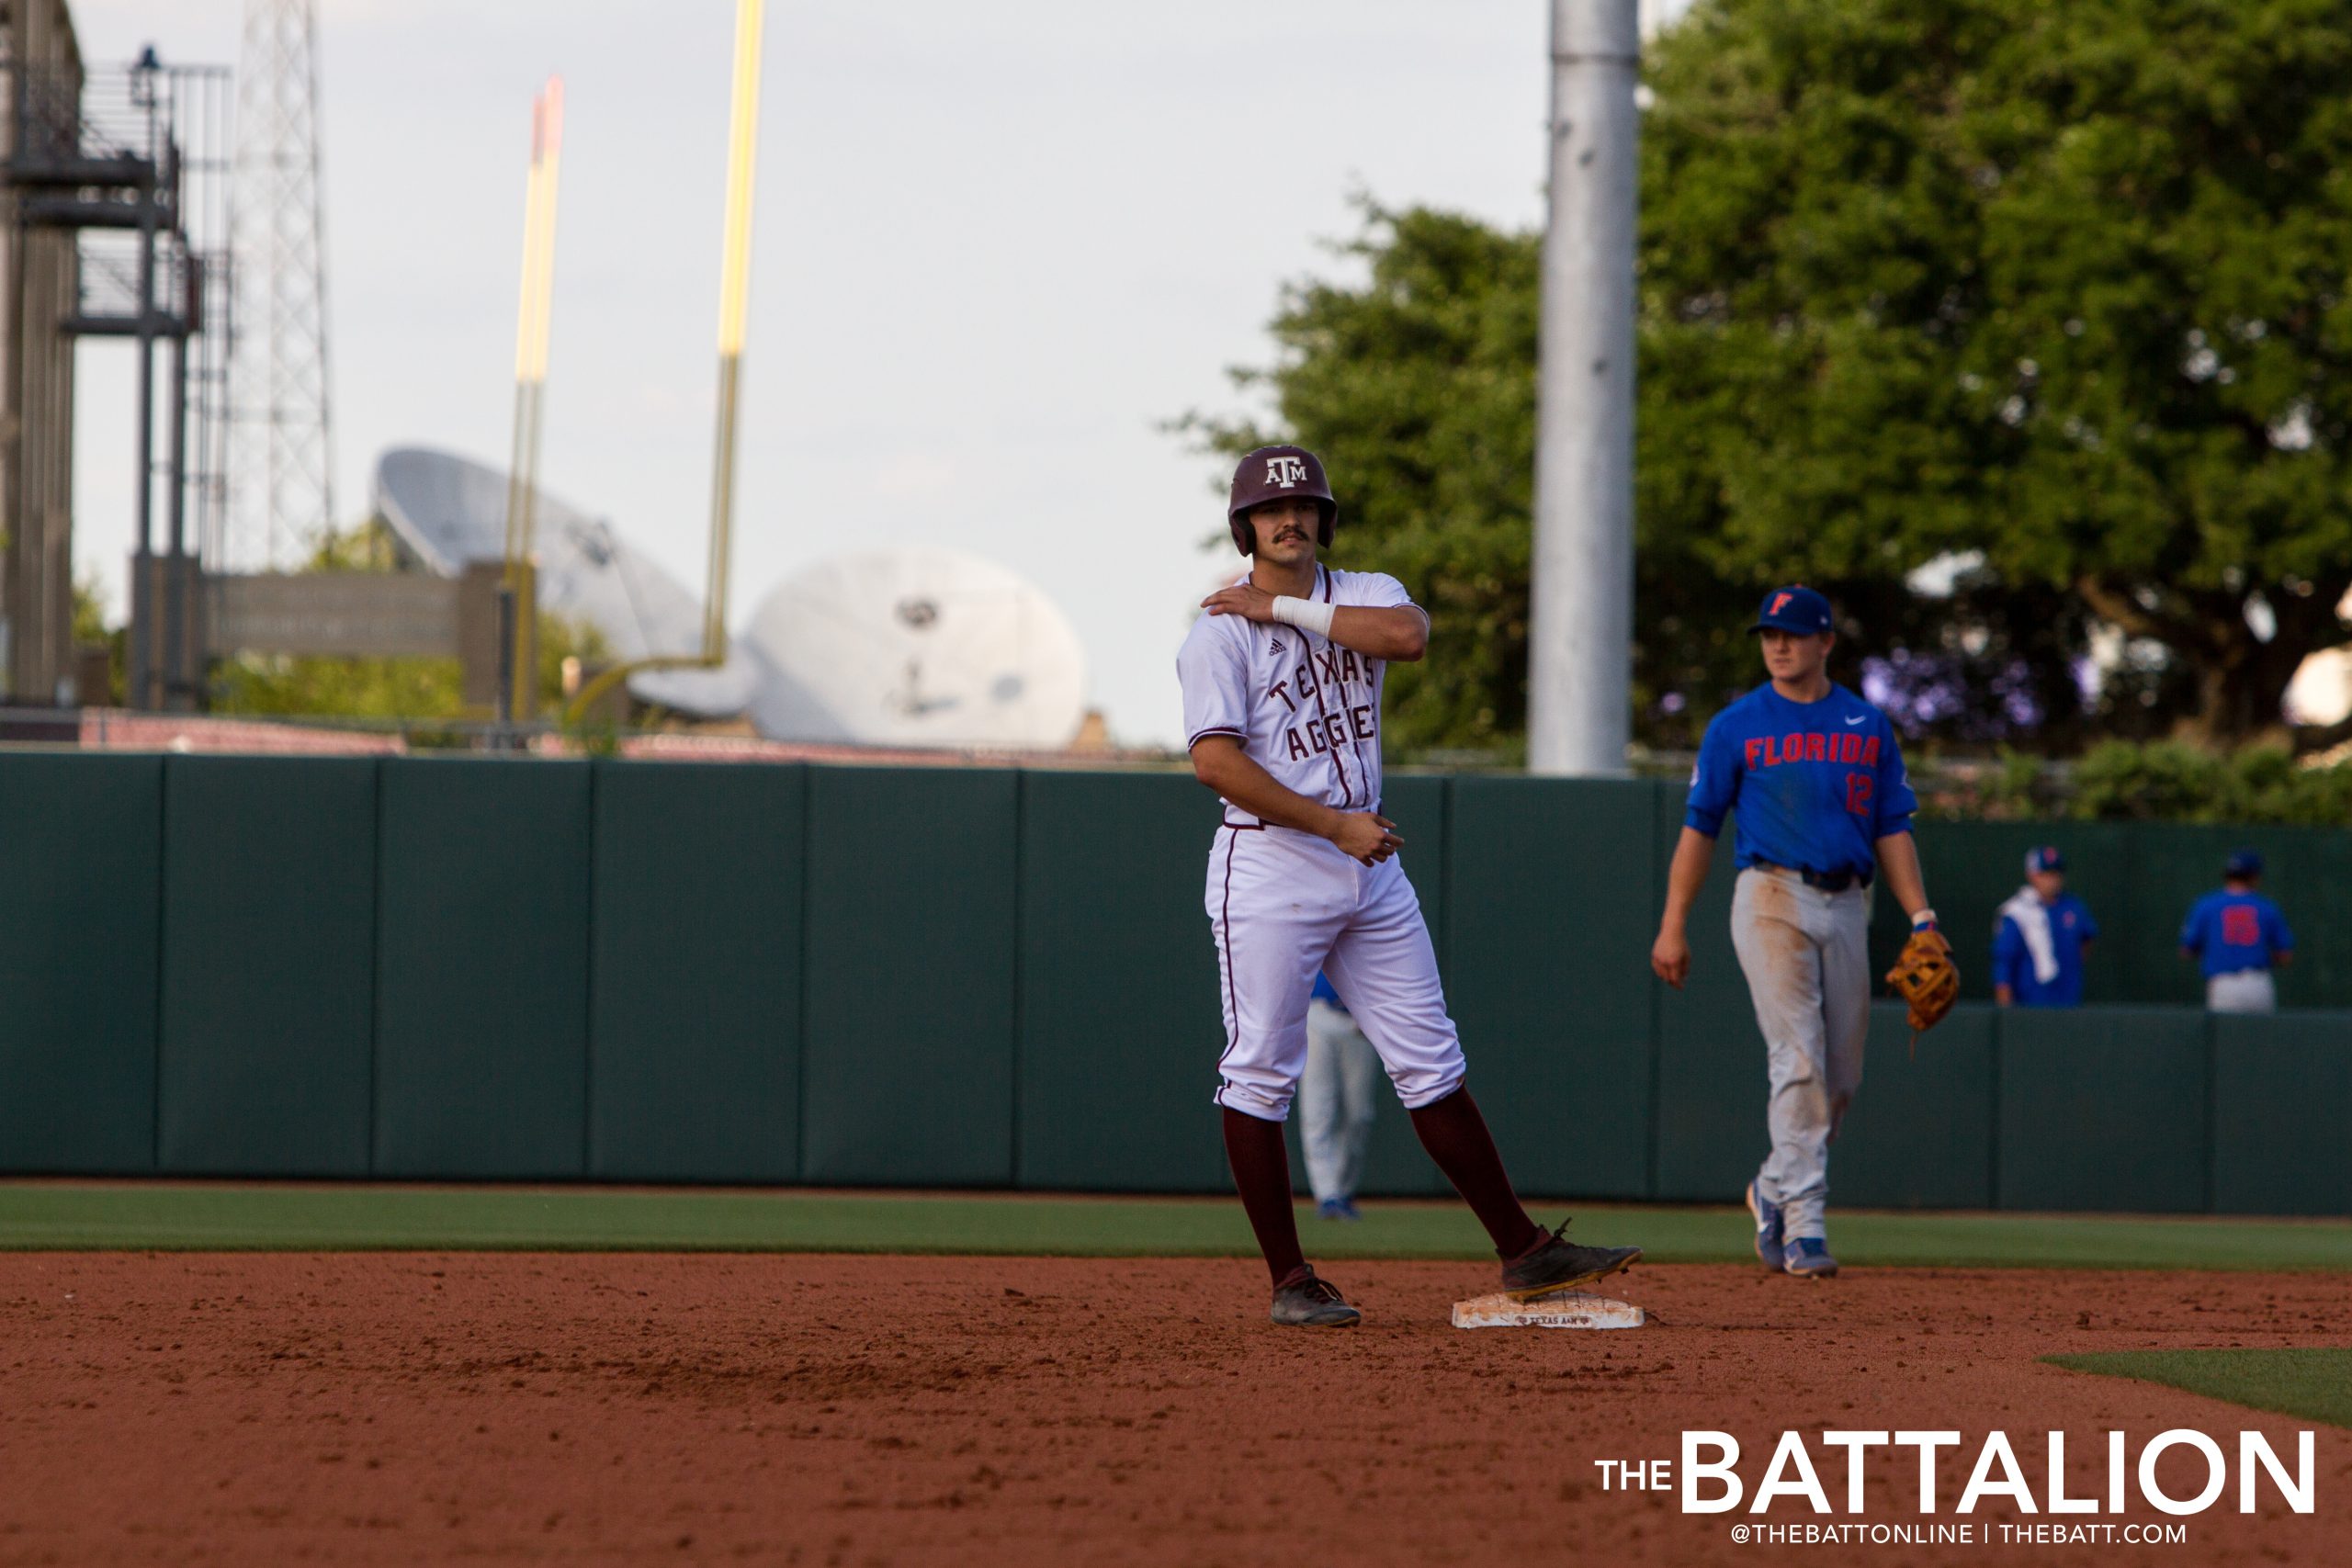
[1749, 585, 1835, 636]
[2026, 846, 2064, 874]
[2225, 849, 2264, 878]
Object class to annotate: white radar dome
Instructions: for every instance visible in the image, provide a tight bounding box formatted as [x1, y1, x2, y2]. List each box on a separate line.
[741, 547, 1086, 748]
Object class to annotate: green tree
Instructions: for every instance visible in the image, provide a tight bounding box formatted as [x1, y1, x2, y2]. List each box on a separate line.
[1193, 0, 2352, 753]
[72, 576, 123, 705]
[1179, 206, 1544, 754]
[209, 519, 607, 720]
[1641, 0, 2352, 745]
[1182, 201, 1813, 755]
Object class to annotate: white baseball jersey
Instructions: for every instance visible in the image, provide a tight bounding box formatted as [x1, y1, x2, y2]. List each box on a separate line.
[1176, 565, 1417, 824]
[1176, 563, 1464, 1122]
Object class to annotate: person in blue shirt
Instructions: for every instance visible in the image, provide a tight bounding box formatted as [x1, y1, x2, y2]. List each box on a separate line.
[1300, 971, 1379, 1221]
[2180, 850, 2295, 1014]
[1651, 586, 1946, 1280]
[1993, 846, 2098, 1008]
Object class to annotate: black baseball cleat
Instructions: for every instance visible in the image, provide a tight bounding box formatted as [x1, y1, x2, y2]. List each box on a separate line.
[1269, 1267, 1362, 1327]
[1499, 1219, 1643, 1299]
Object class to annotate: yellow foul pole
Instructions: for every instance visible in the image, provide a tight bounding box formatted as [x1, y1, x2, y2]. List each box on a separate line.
[520, 77, 564, 565]
[705, 0, 764, 662]
[512, 78, 564, 719]
[568, 0, 764, 724]
[498, 78, 565, 721]
[501, 91, 549, 581]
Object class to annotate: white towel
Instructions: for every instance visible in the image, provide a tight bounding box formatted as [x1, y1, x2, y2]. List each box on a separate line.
[1998, 886, 2060, 986]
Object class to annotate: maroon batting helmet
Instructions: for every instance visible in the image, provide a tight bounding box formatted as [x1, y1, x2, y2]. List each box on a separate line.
[1227, 445, 1336, 555]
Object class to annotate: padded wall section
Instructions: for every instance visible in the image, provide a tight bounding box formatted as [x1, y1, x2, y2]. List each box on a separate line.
[1996, 1007, 2208, 1213]
[1887, 824, 2133, 1003]
[1651, 791, 1760, 1201]
[1445, 777, 1656, 1199]
[1017, 772, 1227, 1192]
[0, 753, 163, 1172]
[588, 761, 804, 1182]
[1830, 1003, 1995, 1209]
[2122, 826, 2349, 1010]
[2211, 1012, 2352, 1217]
[800, 767, 1018, 1186]
[157, 756, 377, 1176]
[2257, 830, 2352, 1010]
[372, 759, 594, 1178]
[1872, 822, 2352, 1010]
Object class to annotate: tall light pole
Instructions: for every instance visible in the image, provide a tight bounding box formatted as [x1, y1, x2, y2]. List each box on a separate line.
[1526, 0, 1639, 776]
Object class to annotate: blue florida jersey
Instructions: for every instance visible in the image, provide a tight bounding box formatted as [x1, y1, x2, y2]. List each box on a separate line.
[2180, 890, 2295, 976]
[1684, 683, 1917, 878]
[1993, 893, 2098, 1007]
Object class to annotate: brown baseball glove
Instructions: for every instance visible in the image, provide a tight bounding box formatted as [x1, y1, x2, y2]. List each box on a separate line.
[1884, 926, 1959, 1037]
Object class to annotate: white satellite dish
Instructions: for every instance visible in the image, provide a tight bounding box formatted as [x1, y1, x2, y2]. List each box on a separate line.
[371, 446, 760, 716]
[741, 547, 1086, 748]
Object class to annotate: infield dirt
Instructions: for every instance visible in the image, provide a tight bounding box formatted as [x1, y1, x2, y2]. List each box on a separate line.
[0, 1254, 2344, 1564]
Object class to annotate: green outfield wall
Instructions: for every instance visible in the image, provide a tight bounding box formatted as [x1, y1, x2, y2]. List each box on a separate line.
[0, 752, 2346, 1216]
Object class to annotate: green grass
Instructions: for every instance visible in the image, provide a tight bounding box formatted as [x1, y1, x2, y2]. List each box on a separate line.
[0, 1182, 2348, 1269]
[2043, 1350, 2352, 1429]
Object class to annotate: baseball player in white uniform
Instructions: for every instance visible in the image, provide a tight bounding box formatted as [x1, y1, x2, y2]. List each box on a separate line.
[1179, 444, 1642, 1327]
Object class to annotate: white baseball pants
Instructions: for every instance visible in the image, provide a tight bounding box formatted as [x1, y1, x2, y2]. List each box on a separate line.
[1730, 867, 1870, 1243]
[2206, 969, 2277, 1013]
[1301, 998, 1381, 1203]
[1205, 824, 1466, 1122]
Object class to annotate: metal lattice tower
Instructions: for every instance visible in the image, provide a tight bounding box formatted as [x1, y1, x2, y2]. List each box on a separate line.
[227, 0, 334, 569]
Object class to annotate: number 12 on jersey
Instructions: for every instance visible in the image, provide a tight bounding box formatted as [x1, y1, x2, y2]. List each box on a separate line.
[1844, 771, 1874, 818]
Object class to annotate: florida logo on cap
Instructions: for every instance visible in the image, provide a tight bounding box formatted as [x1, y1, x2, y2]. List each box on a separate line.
[1749, 583, 1835, 635]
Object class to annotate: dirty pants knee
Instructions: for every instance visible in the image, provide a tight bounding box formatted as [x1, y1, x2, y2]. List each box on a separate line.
[1730, 868, 1869, 1241]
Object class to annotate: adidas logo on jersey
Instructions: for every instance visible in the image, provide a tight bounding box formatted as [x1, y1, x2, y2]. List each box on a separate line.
[1269, 635, 1286, 656]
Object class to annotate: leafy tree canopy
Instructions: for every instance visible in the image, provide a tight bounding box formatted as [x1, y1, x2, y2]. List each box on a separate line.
[1192, 0, 2352, 752]
[1179, 205, 1544, 755]
[1644, 0, 2352, 743]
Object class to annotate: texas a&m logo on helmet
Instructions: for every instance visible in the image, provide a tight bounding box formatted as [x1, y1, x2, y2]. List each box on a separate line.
[1225, 445, 1337, 555]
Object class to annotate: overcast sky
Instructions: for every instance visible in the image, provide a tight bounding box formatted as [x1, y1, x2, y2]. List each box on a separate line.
[72, 0, 1690, 746]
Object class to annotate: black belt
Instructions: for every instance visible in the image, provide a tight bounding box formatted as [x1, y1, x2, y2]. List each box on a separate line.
[1755, 861, 1870, 892]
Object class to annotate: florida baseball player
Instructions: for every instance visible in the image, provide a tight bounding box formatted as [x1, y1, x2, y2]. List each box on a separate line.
[1180, 444, 1642, 1327]
[1648, 586, 1951, 1279]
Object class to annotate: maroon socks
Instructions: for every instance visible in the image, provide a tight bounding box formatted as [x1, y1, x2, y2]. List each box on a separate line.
[1408, 1087, 1546, 1259]
[1220, 1106, 1307, 1287]
[1225, 1089, 1542, 1287]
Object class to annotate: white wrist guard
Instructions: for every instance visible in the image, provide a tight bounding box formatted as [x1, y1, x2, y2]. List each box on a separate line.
[1912, 908, 1939, 930]
[1269, 595, 1335, 637]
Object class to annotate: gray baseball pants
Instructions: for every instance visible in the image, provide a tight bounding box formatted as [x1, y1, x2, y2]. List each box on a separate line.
[1301, 998, 1380, 1205]
[2206, 969, 2277, 1013]
[1730, 867, 1870, 1243]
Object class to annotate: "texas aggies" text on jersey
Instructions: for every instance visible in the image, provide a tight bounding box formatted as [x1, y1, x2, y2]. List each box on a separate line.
[1178, 563, 1418, 822]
